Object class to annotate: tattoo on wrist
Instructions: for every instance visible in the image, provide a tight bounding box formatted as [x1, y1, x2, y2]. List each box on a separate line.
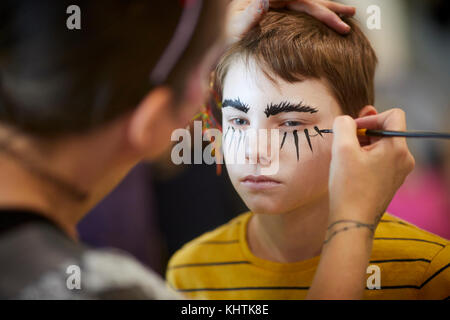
[324, 223, 374, 244]
[324, 212, 384, 245]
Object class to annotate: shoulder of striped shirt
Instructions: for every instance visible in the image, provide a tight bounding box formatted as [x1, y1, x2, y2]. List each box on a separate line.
[167, 211, 450, 267]
[374, 212, 450, 254]
[167, 212, 250, 266]
[373, 213, 450, 297]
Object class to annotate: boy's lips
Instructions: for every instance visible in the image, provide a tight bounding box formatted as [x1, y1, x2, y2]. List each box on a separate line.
[240, 175, 281, 190]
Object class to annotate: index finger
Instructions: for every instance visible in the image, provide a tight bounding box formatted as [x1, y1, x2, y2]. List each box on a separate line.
[271, 0, 356, 34]
[355, 108, 407, 132]
[356, 108, 409, 155]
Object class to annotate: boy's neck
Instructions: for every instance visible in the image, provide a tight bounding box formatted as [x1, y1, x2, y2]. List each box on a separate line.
[247, 194, 329, 263]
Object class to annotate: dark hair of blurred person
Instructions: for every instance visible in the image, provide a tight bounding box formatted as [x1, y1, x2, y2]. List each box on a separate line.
[0, 0, 226, 299]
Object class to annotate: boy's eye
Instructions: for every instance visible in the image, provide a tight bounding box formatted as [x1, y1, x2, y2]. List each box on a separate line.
[230, 118, 248, 126]
[282, 120, 304, 127]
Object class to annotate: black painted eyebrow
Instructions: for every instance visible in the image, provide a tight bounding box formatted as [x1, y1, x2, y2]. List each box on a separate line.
[264, 101, 318, 118]
[222, 98, 249, 113]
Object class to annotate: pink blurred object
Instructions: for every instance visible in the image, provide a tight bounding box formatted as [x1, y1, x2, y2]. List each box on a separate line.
[387, 167, 450, 240]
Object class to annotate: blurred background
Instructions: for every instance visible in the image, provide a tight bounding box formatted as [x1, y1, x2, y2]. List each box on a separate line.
[78, 0, 450, 277]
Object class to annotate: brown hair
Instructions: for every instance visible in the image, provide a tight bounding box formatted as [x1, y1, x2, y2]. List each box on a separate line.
[215, 9, 377, 117]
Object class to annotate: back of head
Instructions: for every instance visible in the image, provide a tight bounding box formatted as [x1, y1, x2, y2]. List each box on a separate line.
[216, 9, 378, 117]
[0, 0, 220, 137]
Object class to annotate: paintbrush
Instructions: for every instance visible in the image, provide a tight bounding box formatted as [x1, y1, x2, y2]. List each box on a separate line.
[319, 128, 450, 139]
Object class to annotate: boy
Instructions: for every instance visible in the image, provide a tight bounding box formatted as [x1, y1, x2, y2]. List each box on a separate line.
[1, 0, 408, 300]
[167, 10, 450, 299]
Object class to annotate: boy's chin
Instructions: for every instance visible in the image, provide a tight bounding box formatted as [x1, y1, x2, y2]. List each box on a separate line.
[244, 199, 288, 215]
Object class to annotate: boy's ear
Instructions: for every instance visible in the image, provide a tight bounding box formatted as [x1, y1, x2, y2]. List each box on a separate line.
[356, 105, 378, 146]
[357, 105, 378, 118]
[127, 86, 178, 160]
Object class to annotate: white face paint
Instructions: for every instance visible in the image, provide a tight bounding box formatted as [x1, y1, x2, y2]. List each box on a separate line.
[222, 57, 343, 215]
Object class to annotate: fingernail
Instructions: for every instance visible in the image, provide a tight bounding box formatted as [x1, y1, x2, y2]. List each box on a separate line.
[260, 0, 269, 12]
[342, 22, 351, 32]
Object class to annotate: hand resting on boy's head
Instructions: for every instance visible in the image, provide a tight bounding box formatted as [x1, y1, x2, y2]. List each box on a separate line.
[226, 0, 356, 44]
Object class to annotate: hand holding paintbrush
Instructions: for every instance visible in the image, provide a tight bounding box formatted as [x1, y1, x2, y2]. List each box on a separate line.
[328, 109, 417, 225]
[316, 109, 416, 299]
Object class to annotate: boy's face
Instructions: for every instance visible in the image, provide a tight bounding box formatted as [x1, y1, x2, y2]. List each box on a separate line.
[222, 58, 342, 215]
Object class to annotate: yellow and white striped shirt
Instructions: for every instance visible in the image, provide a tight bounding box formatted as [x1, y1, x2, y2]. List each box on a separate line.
[167, 212, 450, 300]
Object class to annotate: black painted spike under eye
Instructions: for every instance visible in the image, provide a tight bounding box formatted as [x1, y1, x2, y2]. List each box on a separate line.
[293, 130, 299, 161]
[280, 132, 287, 150]
[228, 127, 235, 148]
[237, 129, 243, 151]
[314, 126, 323, 138]
[304, 128, 313, 152]
[223, 126, 230, 140]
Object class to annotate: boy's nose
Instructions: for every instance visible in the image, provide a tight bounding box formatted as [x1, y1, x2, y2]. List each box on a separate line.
[244, 129, 275, 166]
[245, 149, 271, 166]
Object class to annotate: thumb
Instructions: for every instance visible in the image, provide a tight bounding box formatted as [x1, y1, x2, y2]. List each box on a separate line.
[332, 115, 360, 155]
[227, 0, 268, 41]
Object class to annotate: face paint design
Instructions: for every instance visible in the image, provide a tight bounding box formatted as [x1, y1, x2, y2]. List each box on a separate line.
[224, 126, 231, 141]
[276, 126, 332, 160]
[228, 127, 235, 149]
[280, 132, 287, 150]
[222, 97, 332, 162]
[293, 130, 300, 161]
[314, 126, 323, 138]
[223, 124, 332, 162]
[304, 128, 313, 152]
[223, 126, 245, 155]
[236, 129, 243, 151]
[286, 126, 330, 159]
[264, 101, 318, 117]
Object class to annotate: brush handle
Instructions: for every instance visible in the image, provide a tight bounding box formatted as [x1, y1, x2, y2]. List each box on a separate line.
[359, 129, 450, 139]
[320, 129, 450, 139]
